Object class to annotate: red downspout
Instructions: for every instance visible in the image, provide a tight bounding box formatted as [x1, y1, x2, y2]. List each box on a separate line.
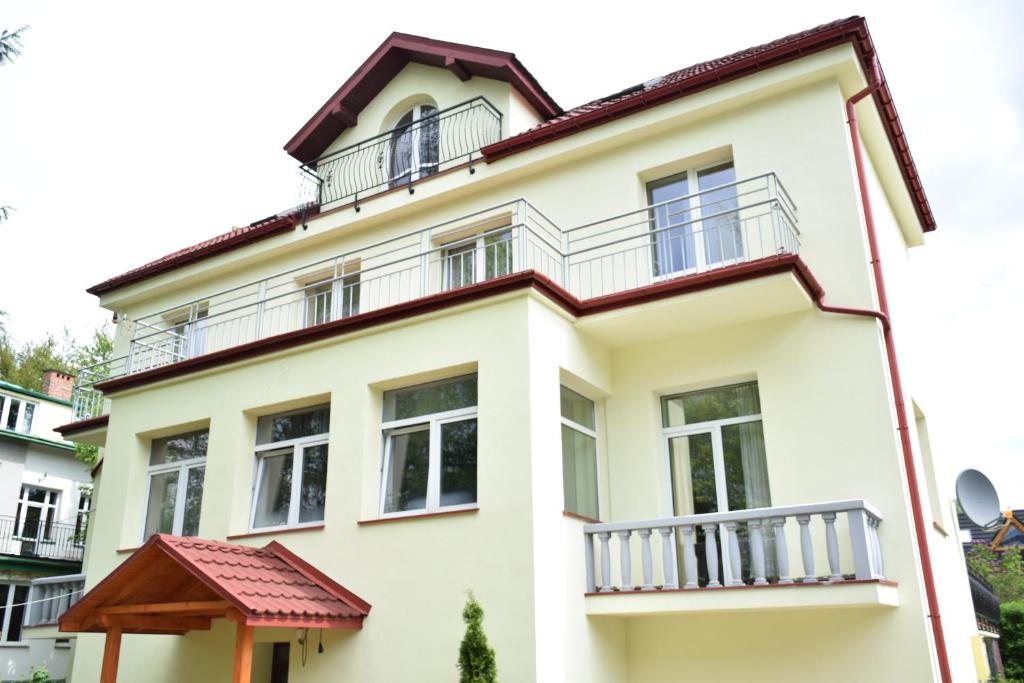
[842, 59, 953, 683]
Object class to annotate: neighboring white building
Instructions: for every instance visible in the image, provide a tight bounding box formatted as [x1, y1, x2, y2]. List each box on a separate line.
[0, 372, 90, 682]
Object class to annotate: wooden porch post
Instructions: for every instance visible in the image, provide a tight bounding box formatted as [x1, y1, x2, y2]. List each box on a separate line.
[232, 620, 254, 683]
[100, 627, 123, 683]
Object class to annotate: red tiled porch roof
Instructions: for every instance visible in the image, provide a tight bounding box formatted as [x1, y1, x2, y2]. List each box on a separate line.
[60, 534, 370, 633]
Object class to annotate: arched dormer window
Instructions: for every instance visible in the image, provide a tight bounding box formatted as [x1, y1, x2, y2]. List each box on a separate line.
[388, 103, 439, 188]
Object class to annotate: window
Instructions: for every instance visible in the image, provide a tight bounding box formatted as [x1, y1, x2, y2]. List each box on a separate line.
[662, 381, 770, 585]
[380, 374, 478, 516]
[302, 271, 360, 328]
[0, 584, 29, 643]
[14, 486, 59, 547]
[0, 394, 36, 434]
[164, 305, 210, 361]
[251, 405, 330, 529]
[647, 161, 741, 277]
[75, 488, 92, 542]
[143, 430, 208, 539]
[389, 103, 439, 188]
[443, 229, 513, 290]
[561, 386, 599, 520]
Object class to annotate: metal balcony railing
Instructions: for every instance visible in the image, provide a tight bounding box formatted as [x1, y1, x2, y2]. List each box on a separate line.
[581, 500, 884, 593]
[24, 573, 86, 627]
[70, 173, 799, 422]
[300, 97, 503, 209]
[0, 514, 85, 564]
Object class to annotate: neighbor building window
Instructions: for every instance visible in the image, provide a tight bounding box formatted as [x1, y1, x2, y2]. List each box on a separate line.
[143, 430, 208, 539]
[389, 103, 439, 187]
[75, 489, 92, 542]
[380, 374, 478, 516]
[443, 229, 513, 290]
[560, 386, 599, 520]
[251, 404, 330, 529]
[14, 485, 59, 544]
[0, 583, 29, 643]
[0, 394, 36, 434]
[647, 161, 740, 277]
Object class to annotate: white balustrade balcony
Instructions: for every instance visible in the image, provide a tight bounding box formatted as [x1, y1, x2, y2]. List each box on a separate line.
[71, 174, 799, 421]
[582, 500, 894, 615]
[23, 573, 86, 628]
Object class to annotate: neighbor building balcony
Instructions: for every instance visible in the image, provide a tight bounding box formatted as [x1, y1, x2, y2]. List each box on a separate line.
[581, 500, 897, 616]
[0, 514, 86, 564]
[23, 573, 86, 629]
[70, 173, 799, 422]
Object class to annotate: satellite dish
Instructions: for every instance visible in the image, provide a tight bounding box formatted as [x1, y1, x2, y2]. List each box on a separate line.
[956, 469, 1003, 528]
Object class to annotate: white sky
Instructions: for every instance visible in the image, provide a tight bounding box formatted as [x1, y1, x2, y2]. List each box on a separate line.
[1, 1, 1022, 504]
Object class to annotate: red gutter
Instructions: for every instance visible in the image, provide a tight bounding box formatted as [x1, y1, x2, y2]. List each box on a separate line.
[843, 59, 952, 683]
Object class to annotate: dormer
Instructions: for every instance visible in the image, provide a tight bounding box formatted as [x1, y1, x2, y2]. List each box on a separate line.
[285, 33, 562, 210]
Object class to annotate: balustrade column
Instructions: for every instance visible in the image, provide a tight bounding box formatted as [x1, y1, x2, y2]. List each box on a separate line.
[584, 533, 597, 593]
[723, 522, 743, 587]
[638, 529, 654, 590]
[846, 508, 875, 580]
[796, 514, 816, 582]
[771, 518, 793, 584]
[616, 530, 633, 590]
[658, 528, 678, 589]
[597, 532, 612, 592]
[822, 512, 843, 581]
[681, 525, 698, 590]
[703, 524, 721, 588]
[748, 520, 768, 585]
[870, 517, 885, 578]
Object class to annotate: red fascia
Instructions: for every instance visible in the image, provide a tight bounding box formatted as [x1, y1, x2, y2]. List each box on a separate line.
[481, 16, 935, 234]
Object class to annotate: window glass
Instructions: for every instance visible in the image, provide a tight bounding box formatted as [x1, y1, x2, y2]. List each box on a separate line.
[560, 386, 596, 430]
[20, 403, 34, 434]
[256, 405, 330, 445]
[698, 164, 741, 264]
[253, 451, 293, 528]
[648, 172, 695, 276]
[661, 381, 761, 427]
[561, 425, 598, 519]
[382, 375, 477, 421]
[440, 419, 478, 507]
[5, 398, 21, 430]
[299, 444, 329, 523]
[150, 430, 209, 465]
[144, 470, 180, 537]
[383, 428, 430, 513]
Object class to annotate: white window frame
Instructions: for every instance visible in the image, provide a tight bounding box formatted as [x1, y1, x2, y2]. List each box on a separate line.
[140, 433, 208, 542]
[560, 387, 600, 520]
[249, 432, 330, 532]
[441, 227, 514, 291]
[646, 159, 741, 281]
[301, 269, 361, 328]
[0, 394, 37, 434]
[0, 583, 29, 643]
[15, 485, 59, 542]
[379, 404, 479, 519]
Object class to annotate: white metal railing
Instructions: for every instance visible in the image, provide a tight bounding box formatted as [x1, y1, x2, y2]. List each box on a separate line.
[24, 573, 85, 627]
[582, 500, 884, 593]
[70, 174, 799, 421]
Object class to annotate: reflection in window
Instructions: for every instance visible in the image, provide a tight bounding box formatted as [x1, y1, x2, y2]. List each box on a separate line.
[560, 386, 598, 519]
[144, 430, 208, 539]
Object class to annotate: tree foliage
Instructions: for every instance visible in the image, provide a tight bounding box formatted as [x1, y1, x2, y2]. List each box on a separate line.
[1002, 601, 1024, 680]
[0, 25, 29, 65]
[966, 543, 1024, 603]
[0, 327, 112, 392]
[458, 592, 497, 683]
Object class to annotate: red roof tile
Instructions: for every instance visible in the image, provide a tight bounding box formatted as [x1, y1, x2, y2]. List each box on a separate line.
[482, 16, 936, 233]
[60, 534, 370, 632]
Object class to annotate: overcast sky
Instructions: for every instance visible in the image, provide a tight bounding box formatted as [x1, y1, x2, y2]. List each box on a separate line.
[1, 1, 1022, 504]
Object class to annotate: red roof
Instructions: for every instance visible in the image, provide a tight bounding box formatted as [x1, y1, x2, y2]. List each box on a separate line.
[61, 534, 370, 633]
[284, 32, 562, 164]
[86, 210, 304, 296]
[482, 16, 935, 233]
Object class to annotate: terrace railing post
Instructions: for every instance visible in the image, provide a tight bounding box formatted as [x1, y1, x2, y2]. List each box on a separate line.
[724, 521, 744, 586]
[749, 519, 768, 585]
[771, 517, 793, 584]
[822, 512, 843, 581]
[680, 525, 698, 589]
[638, 529, 654, 590]
[597, 532, 612, 592]
[703, 524, 721, 588]
[659, 527, 679, 589]
[584, 532, 596, 593]
[617, 530, 633, 590]
[797, 514, 817, 582]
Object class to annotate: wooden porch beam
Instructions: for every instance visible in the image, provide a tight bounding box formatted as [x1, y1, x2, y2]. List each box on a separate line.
[100, 626, 122, 683]
[96, 600, 230, 616]
[232, 620, 255, 683]
[97, 614, 212, 631]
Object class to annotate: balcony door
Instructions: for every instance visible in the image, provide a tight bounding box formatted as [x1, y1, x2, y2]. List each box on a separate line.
[389, 104, 439, 188]
[14, 486, 59, 555]
[662, 382, 771, 586]
[442, 229, 513, 291]
[647, 162, 742, 278]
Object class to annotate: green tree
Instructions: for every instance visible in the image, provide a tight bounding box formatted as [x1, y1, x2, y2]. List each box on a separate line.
[458, 592, 497, 683]
[1003, 601, 1024, 680]
[0, 326, 112, 392]
[966, 543, 1024, 603]
[0, 25, 29, 65]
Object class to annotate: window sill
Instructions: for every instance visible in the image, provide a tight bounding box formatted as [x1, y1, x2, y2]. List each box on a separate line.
[358, 507, 479, 526]
[227, 524, 325, 541]
[563, 511, 601, 523]
[116, 546, 140, 555]
[0, 642, 31, 648]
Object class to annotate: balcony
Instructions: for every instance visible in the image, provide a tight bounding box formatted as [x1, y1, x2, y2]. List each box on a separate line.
[71, 173, 800, 421]
[300, 96, 503, 210]
[581, 500, 897, 616]
[23, 573, 86, 629]
[0, 514, 86, 564]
